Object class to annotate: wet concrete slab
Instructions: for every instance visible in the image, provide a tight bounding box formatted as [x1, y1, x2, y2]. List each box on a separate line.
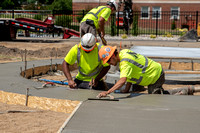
[62, 94, 200, 133]
[0, 59, 70, 99]
[0, 43, 200, 132]
[130, 46, 200, 58]
[0, 59, 129, 101]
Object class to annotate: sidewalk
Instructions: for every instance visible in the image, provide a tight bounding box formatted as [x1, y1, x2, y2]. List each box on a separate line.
[107, 39, 200, 48]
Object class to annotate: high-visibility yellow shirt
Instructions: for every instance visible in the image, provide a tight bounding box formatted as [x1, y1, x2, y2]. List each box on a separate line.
[81, 6, 111, 29]
[119, 49, 162, 86]
[64, 43, 109, 81]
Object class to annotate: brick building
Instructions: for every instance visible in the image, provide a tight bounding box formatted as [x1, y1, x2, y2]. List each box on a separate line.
[73, 0, 200, 12]
[73, 0, 200, 33]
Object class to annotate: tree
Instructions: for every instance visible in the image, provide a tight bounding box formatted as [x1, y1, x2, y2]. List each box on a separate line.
[0, 0, 26, 9]
[45, 0, 54, 4]
[50, 0, 72, 10]
[23, 0, 52, 10]
[0, 0, 72, 10]
[1, 0, 15, 9]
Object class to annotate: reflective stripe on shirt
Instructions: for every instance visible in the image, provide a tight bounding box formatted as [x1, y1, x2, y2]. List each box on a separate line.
[120, 52, 149, 84]
[87, 7, 108, 19]
[77, 44, 103, 77]
[130, 76, 143, 84]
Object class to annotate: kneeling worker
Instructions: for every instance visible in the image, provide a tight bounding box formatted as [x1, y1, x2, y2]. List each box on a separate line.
[97, 45, 165, 97]
[62, 33, 110, 90]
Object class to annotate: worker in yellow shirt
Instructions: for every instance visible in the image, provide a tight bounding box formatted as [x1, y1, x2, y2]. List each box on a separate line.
[80, 0, 118, 44]
[97, 45, 165, 97]
[62, 33, 110, 90]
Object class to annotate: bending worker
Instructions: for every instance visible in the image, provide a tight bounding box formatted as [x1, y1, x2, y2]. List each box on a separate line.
[80, 0, 118, 44]
[97, 45, 165, 97]
[62, 33, 110, 90]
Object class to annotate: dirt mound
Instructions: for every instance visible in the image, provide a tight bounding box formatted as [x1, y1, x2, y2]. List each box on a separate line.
[0, 45, 70, 60]
[0, 45, 21, 55]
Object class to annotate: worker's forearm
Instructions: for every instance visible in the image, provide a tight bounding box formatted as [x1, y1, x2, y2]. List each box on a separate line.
[106, 77, 126, 94]
[97, 29, 101, 34]
[62, 61, 73, 81]
[98, 17, 105, 36]
[99, 21, 104, 32]
[95, 66, 110, 81]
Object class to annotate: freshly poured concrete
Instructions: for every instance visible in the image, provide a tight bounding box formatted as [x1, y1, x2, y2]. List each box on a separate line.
[0, 44, 200, 133]
[0, 59, 128, 101]
[130, 46, 200, 58]
[0, 59, 70, 99]
[62, 94, 200, 133]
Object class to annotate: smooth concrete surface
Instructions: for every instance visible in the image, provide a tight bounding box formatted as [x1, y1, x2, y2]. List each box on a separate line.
[0, 60, 128, 101]
[62, 94, 200, 133]
[130, 46, 200, 58]
[0, 41, 200, 133]
[0, 59, 69, 99]
[166, 74, 200, 81]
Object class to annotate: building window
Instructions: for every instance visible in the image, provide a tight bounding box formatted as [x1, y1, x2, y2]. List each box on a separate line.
[152, 6, 161, 19]
[141, 6, 150, 19]
[171, 7, 180, 20]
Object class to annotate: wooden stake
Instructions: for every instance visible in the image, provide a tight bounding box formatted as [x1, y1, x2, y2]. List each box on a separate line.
[191, 60, 194, 71]
[21, 50, 23, 61]
[32, 64, 35, 77]
[24, 49, 27, 78]
[56, 48, 58, 59]
[25, 88, 29, 106]
[20, 67, 22, 76]
[168, 59, 172, 70]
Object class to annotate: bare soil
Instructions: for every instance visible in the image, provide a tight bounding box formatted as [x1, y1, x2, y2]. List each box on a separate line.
[0, 38, 200, 133]
[0, 102, 70, 133]
[0, 39, 78, 133]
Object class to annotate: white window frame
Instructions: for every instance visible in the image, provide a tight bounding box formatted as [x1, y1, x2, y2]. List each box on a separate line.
[171, 7, 180, 20]
[152, 6, 161, 19]
[141, 6, 150, 19]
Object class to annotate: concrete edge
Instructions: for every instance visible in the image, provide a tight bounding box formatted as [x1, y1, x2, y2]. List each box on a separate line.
[57, 101, 83, 133]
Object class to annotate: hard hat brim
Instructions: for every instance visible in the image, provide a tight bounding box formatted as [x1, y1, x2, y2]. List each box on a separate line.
[103, 46, 117, 64]
[81, 44, 95, 52]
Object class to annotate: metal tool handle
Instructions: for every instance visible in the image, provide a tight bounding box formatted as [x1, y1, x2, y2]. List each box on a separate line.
[99, 33, 107, 45]
[88, 94, 119, 101]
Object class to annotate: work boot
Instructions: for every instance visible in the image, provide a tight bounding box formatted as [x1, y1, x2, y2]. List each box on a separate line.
[152, 87, 164, 94]
[194, 86, 200, 93]
[173, 86, 194, 95]
[188, 85, 195, 95]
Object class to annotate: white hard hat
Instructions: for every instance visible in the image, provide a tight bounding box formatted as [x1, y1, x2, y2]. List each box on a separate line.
[108, 0, 118, 11]
[81, 33, 96, 52]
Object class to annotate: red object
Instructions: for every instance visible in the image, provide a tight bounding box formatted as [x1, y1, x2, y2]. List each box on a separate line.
[116, 17, 123, 26]
[15, 17, 54, 28]
[42, 82, 55, 87]
[63, 28, 80, 39]
[0, 16, 80, 41]
[43, 16, 54, 24]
